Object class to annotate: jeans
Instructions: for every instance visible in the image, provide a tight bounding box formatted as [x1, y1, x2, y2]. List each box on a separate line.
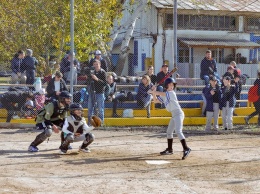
[88, 92, 105, 125]
[112, 93, 127, 114]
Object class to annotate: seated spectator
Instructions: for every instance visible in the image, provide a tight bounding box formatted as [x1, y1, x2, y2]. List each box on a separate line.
[34, 88, 47, 113]
[21, 99, 36, 119]
[156, 64, 171, 92]
[136, 75, 153, 118]
[145, 65, 157, 85]
[60, 51, 80, 81]
[10, 50, 26, 84]
[0, 90, 34, 122]
[105, 74, 127, 118]
[46, 71, 68, 101]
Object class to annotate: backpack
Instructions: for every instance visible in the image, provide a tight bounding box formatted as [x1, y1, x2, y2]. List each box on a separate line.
[126, 92, 135, 101]
[248, 85, 259, 102]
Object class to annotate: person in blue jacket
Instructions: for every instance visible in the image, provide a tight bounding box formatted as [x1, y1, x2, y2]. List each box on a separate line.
[220, 76, 239, 130]
[21, 49, 38, 85]
[203, 76, 221, 131]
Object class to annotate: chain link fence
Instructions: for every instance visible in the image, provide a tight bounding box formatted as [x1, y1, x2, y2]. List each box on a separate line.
[0, 1, 259, 126]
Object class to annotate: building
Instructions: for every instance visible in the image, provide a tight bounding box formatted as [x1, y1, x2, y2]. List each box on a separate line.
[111, 0, 260, 79]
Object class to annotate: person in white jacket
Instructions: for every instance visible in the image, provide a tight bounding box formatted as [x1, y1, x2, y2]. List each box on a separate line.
[59, 103, 95, 154]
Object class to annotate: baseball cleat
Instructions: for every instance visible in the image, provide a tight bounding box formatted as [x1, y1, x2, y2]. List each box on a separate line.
[182, 148, 191, 160]
[160, 148, 173, 155]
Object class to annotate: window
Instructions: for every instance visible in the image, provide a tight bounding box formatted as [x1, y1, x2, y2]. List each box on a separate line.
[246, 17, 260, 32]
[165, 14, 236, 31]
[178, 42, 190, 63]
[211, 49, 224, 63]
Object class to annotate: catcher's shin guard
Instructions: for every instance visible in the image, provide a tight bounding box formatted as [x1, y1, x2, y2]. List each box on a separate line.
[31, 126, 53, 147]
[60, 133, 74, 151]
[82, 133, 95, 148]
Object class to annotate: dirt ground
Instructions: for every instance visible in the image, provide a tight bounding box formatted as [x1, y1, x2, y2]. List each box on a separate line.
[0, 126, 259, 194]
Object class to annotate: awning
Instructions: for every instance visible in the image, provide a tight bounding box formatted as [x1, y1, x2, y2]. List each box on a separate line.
[178, 37, 260, 49]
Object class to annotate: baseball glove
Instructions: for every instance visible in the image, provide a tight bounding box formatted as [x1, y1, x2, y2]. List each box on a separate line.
[90, 115, 102, 127]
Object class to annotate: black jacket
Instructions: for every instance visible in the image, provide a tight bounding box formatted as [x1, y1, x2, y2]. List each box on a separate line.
[21, 56, 38, 71]
[46, 77, 68, 98]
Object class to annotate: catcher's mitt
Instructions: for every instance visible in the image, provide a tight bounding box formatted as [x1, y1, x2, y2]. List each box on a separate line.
[90, 115, 102, 127]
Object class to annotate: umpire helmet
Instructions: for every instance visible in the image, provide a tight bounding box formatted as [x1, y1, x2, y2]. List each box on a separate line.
[164, 77, 176, 88]
[58, 91, 72, 107]
[69, 103, 83, 121]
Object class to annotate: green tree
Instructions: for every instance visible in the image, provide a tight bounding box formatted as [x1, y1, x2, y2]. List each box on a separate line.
[0, 0, 124, 74]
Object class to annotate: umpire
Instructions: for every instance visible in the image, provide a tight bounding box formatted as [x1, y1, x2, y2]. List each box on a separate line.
[28, 91, 72, 152]
[0, 90, 34, 122]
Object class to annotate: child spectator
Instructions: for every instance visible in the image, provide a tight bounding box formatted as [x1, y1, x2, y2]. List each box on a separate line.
[35, 88, 47, 113]
[21, 99, 35, 118]
[220, 76, 239, 130]
[203, 76, 221, 131]
[136, 75, 153, 118]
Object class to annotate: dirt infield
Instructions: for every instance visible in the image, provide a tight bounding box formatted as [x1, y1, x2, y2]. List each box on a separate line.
[0, 126, 259, 193]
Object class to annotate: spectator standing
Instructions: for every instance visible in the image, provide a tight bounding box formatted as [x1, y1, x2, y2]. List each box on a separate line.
[88, 50, 108, 72]
[105, 74, 127, 118]
[46, 71, 68, 101]
[22, 49, 38, 85]
[87, 59, 107, 125]
[203, 76, 221, 131]
[0, 90, 34, 122]
[220, 76, 239, 130]
[200, 50, 221, 85]
[11, 50, 26, 84]
[244, 71, 260, 125]
[230, 61, 242, 107]
[136, 75, 153, 118]
[145, 65, 157, 85]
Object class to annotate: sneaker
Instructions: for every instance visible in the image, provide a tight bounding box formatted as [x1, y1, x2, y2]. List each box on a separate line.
[59, 149, 67, 155]
[79, 146, 91, 153]
[12, 115, 20, 119]
[28, 145, 39, 152]
[244, 117, 249, 125]
[160, 148, 173, 155]
[182, 148, 191, 160]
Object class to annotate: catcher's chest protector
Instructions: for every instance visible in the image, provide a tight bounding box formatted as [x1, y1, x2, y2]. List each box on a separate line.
[67, 116, 84, 134]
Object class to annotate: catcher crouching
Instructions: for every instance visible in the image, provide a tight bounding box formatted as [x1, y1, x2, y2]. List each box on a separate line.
[59, 103, 101, 154]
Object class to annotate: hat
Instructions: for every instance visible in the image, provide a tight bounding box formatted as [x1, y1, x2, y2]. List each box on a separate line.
[209, 76, 217, 81]
[224, 76, 231, 81]
[39, 88, 45, 95]
[162, 64, 168, 68]
[95, 50, 102, 55]
[25, 100, 34, 107]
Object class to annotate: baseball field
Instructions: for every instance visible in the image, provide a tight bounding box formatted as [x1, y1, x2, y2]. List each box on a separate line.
[0, 126, 259, 193]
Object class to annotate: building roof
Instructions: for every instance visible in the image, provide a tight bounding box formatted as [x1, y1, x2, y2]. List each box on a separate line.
[178, 37, 260, 49]
[151, 0, 260, 13]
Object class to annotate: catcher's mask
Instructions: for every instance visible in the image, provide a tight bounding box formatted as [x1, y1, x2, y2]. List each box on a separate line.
[69, 103, 83, 121]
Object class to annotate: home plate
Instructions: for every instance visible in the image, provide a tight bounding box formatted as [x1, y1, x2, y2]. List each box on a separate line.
[145, 160, 171, 165]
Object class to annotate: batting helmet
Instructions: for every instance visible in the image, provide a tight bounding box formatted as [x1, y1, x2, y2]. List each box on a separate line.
[164, 77, 176, 88]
